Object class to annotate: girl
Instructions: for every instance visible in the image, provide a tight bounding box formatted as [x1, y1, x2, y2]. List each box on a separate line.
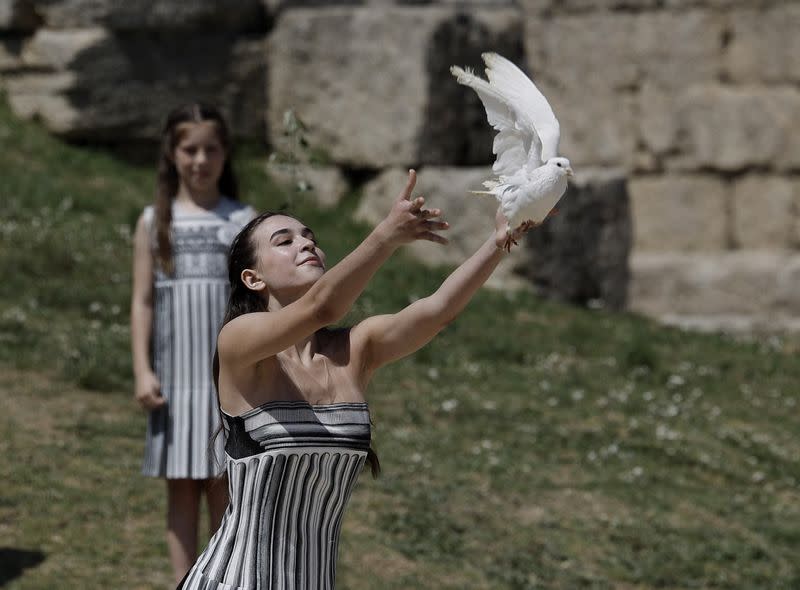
[178, 169, 531, 589]
[130, 103, 256, 584]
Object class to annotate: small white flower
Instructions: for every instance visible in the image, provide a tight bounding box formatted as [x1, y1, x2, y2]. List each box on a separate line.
[427, 367, 440, 380]
[88, 301, 102, 313]
[440, 398, 457, 412]
[667, 374, 685, 387]
[752, 471, 765, 483]
[571, 389, 585, 401]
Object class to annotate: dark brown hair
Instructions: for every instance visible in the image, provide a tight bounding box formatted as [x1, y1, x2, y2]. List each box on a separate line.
[155, 103, 239, 274]
[212, 213, 381, 477]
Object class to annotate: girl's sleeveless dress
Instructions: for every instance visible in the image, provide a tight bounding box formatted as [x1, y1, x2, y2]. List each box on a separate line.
[178, 401, 371, 590]
[141, 198, 256, 479]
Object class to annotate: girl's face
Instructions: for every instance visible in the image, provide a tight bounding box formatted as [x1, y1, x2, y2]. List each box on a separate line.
[249, 215, 327, 300]
[172, 121, 227, 195]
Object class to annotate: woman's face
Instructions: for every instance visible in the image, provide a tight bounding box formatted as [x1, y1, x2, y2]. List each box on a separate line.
[250, 215, 327, 299]
[172, 121, 227, 195]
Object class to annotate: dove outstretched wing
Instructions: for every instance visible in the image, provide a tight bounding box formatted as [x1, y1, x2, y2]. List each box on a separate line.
[450, 53, 561, 178]
[481, 53, 561, 164]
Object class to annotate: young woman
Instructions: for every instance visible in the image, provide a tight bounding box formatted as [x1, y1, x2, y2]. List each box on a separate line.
[130, 103, 256, 584]
[178, 170, 531, 589]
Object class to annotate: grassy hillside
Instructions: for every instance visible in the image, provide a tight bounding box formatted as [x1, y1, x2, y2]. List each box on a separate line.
[2, 96, 800, 589]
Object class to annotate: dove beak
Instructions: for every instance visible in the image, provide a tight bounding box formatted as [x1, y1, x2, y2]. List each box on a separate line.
[566, 167, 574, 178]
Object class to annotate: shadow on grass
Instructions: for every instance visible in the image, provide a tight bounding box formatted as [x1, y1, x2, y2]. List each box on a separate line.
[0, 547, 46, 586]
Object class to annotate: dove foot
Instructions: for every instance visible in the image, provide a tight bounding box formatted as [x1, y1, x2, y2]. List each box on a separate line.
[503, 235, 518, 253]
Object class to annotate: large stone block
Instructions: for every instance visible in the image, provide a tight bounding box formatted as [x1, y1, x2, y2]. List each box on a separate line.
[30, 0, 266, 31]
[629, 175, 728, 252]
[731, 175, 795, 249]
[268, 6, 522, 168]
[666, 85, 800, 173]
[519, 167, 631, 310]
[5, 29, 266, 140]
[355, 166, 528, 288]
[525, 13, 639, 92]
[525, 10, 720, 92]
[725, 4, 800, 84]
[525, 10, 721, 168]
[545, 86, 637, 168]
[630, 251, 800, 322]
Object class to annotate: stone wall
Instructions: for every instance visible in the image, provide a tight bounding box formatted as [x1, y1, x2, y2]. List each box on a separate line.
[2, 0, 798, 328]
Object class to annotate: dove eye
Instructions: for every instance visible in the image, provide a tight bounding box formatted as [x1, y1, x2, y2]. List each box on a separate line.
[556, 162, 562, 167]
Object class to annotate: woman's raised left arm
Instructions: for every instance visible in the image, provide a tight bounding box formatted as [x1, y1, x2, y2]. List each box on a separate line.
[351, 207, 530, 374]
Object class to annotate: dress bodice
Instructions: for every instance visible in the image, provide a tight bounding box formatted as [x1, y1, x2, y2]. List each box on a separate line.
[180, 401, 371, 590]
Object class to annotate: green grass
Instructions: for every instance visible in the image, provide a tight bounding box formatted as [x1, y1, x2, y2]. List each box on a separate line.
[2, 95, 800, 589]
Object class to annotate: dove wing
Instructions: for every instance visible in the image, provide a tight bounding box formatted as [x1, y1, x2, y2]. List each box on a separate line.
[450, 65, 543, 179]
[481, 52, 561, 164]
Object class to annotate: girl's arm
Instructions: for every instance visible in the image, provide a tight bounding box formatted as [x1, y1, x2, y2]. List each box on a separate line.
[218, 170, 448, 369]
[130, 211, 165, 410]
[351, 207, 530, 374]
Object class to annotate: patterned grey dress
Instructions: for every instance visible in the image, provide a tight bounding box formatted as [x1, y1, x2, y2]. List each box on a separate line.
[141, 198, 256, 479]
[178, 401, 371, 590]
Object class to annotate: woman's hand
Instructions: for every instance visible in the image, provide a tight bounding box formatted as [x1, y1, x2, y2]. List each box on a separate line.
[377, 170, 449, 247]
[494, 206, 537, 251]
[134, 370, 165, 411]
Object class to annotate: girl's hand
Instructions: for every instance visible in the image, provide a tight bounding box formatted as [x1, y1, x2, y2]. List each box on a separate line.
[377, 169, 449, 247]
[494, 206, 537, 251]
[135, 370, 165, 411]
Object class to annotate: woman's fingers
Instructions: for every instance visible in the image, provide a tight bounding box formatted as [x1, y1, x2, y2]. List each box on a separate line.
[398, 169, 417, 202]
[418, 231, 449, 245]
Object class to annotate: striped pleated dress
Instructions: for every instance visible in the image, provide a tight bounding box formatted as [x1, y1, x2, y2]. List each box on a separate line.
[142, 198, 255, 479]
[178, 401, 371, 590]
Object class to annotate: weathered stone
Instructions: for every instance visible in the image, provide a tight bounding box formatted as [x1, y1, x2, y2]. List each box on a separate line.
[524, 0, 660, 14]
[20, 27, 108, 69]
[666, 85, 800, 173]
[525, 10, 720, 92]
[525, 10, 721, 169]
[31, 0, 266, 31]
[5, 71, 77, 130]
[0, 0, 40, 31]
[726, 4, 800, 84]
[629, 175, 727, 251]
[525, 13, 639, 91]
[630, 251, 800, 320]
[545, 86, 637, 168]
[632, 10, 722, 90]
[519, 167, 631, 310]
[265, 162, 350, 209]
[731, 175, 794, 249]
[5, 29, 266, 140]
[268, 6, 522, 168]
[638, 83, 679, 157]
[355, 166, 528, 288]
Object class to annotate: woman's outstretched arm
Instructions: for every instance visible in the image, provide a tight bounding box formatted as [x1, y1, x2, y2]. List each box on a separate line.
[218, 170, 449, 368]
[351, 206, 530, 374]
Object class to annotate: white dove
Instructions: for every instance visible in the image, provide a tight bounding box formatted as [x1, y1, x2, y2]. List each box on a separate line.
[450, 52, 574, 251]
